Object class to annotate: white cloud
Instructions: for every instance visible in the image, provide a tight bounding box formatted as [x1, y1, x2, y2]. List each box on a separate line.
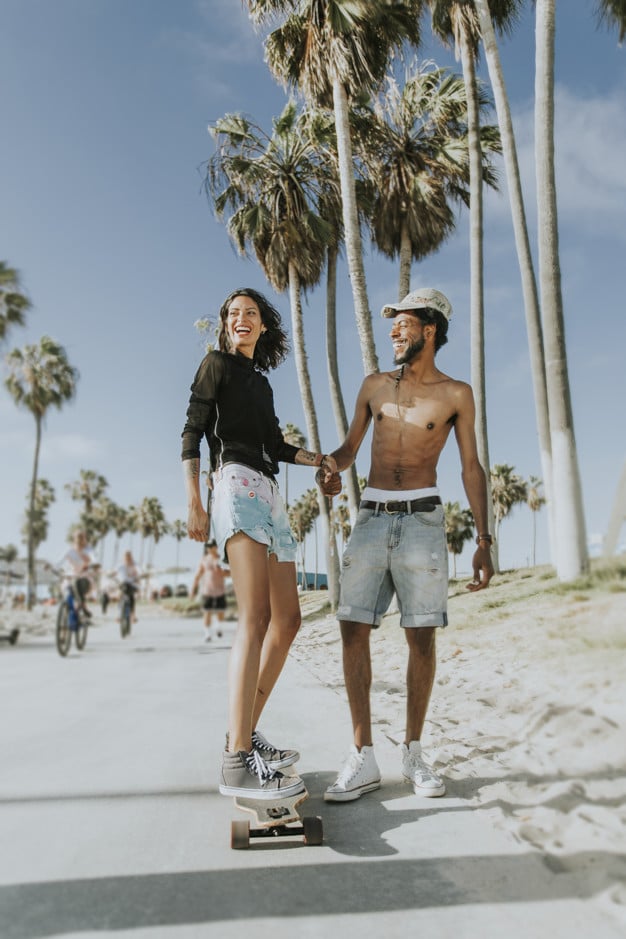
[486, 84, 626, 240]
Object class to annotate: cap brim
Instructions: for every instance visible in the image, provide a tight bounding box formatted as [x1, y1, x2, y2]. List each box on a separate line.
[381, 302, 428, 318]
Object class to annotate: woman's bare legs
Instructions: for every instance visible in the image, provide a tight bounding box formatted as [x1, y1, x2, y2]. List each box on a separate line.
[225, 533, 271, 753]
[252, 555, 301, 729]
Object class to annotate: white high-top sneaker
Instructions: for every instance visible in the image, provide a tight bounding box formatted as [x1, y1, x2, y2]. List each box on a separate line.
[401, 741, 445, 797]
[324, 745, 381, 802]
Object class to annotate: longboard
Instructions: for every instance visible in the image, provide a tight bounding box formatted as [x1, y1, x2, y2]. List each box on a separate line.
[231, 787, 323, 849]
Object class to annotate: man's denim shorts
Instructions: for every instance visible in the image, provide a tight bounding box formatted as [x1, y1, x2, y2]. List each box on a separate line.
[211, 462, 297, 563]
[337, 504, 448, 628]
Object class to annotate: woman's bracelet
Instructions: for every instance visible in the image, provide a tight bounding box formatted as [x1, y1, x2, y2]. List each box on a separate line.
[315, 453, 330, 468]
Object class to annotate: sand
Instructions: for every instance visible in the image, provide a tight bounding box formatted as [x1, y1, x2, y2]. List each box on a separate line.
[292, 564, 626, 928]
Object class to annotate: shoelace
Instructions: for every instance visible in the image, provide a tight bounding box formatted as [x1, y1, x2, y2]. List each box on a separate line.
[244, 748, 277, 786]
[336, 750, 364, 786]
[252, 731, 284, 759]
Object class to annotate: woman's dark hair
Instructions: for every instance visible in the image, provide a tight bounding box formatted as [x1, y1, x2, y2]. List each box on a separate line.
[416, 307, 449, 353]
[217, 288, 289, 372]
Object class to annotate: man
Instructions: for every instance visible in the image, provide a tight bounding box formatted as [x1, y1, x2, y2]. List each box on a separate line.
[318, 288, 494, 803]
[191, 540, 227, 642]
[59, 529, 98, 619]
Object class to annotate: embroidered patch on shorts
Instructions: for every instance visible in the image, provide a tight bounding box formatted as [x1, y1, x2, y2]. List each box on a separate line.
[248, 491, 256, 499]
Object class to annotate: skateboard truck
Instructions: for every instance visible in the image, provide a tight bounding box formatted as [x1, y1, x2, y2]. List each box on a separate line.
[231, 788, 323, 849]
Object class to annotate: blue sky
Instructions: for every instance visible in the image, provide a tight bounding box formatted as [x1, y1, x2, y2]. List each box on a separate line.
[1, 0, 625, 583]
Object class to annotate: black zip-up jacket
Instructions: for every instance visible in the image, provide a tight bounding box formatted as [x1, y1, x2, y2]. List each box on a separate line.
[181, 351, 299, 479]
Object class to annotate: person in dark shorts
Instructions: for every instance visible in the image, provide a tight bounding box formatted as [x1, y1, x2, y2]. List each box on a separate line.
[191, 540, 227, 642]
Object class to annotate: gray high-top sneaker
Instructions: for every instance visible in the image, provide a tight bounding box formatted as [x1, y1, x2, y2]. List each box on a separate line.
[219, 749, 305, 800]
[252, 729, 300, 770]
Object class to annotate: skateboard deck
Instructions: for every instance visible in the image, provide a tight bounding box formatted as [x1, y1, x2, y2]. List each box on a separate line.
[231, 787, 323, 849]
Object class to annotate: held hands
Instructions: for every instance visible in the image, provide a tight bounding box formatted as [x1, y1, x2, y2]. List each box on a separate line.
[466, 544, 495, 592]
[316, 459, 342, 497]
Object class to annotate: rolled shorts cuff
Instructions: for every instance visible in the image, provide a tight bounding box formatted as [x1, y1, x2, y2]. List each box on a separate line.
[401, 611, 448, 629]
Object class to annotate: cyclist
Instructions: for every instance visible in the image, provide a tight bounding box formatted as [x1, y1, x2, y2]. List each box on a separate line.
[58, 530, 98, 619]
[117, 550, 140, 625]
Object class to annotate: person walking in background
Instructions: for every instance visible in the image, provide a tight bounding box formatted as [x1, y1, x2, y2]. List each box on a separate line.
[317, 288, 494, 803]
[181, 287, 336, 800]
[191, 540, 227, 642]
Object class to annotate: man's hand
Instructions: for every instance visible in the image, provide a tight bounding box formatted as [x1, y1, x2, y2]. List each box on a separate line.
[316, 467, 342, 497]
[466, 545, 494, 592]
[187, 504, 209, 542]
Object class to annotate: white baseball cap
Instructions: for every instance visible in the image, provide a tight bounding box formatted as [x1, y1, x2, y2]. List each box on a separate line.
[381, 287, 453, 321]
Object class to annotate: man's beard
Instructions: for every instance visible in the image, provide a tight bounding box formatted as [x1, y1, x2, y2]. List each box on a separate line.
[393, 336, 425, 365]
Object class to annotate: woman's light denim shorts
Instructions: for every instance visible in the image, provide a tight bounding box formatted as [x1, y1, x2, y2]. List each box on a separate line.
[211, 462, 297, 563]
[337, 504, 448, 629]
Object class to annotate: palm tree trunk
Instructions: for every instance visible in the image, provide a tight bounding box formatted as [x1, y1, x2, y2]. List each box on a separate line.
[535, 0, 588, 580]
[26, 415, 42, 610]
[332, 77, 378, 376]
[325, 245, 360, 518]
[459, 29, 498, 571]
[288, 263, 340, 608]
[474, 0, 555, 563]
[398, 220, 412, 299]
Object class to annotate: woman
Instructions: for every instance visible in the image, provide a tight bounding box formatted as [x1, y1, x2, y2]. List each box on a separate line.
[181, 288, 336, 799]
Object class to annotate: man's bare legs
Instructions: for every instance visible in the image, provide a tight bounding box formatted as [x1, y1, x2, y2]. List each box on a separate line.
[324, 620, 381, 801]
[340, 621, 374, 748]
[405, 626, 437, 742]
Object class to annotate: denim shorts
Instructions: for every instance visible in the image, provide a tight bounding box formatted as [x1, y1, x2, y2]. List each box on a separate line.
[337, 504, 448, 628]
[211, 463, 297, 563]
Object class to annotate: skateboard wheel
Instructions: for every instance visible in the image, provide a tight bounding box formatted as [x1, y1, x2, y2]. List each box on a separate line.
[231, 819, 250, 850]
[302, 816, 323, 846]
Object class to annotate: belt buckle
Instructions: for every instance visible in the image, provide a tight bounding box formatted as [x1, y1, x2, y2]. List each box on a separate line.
[384, 500, 400, 514]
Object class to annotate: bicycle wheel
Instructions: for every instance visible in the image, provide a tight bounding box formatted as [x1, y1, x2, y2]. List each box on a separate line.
[120, 601, 131, 638]
[75, 614, 88, 650]
[56, 602, 72, 657]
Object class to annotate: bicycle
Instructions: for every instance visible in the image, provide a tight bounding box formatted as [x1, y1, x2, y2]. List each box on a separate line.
[119, 582, 135, 639]
[56, 586, 88, 656]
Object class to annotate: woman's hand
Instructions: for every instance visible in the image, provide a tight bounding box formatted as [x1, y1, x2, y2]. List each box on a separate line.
[187, 503, 209, 542]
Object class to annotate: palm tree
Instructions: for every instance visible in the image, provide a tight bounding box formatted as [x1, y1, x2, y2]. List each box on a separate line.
[5, 336, 78, 607]
[65, 470, 109, 546]
[306, 108, 363, 518]
[595, 0, 626, 40]
[473, 0, 554, 563]
[246, 0, 423, 376]
[207, 102, 341, 605]
[427, 0, 498, 567]
[22, 478, 55, 555]
[358, 62, 500, 299]
[535, 0, 588, 580]
[490, 463, 528, 553]
[170, 519, 188, 587]
[526, 475, 546, 568]
[0, 544, 19, 593]
[0, 261, 31, 342]
[444, 499, 474, 577]
[282, 422, 307, 508]
[108, 503, 130, 568]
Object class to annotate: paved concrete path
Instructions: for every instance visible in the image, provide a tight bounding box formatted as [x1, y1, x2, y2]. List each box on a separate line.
[0, 611, 622, 938]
